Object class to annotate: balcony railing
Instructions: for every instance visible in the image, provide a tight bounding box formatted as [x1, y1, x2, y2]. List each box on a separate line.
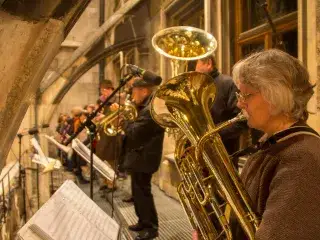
[0, 161, 20, 224]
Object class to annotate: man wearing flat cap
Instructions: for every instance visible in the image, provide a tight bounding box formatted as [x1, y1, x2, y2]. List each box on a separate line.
[111, 77, 164, 240]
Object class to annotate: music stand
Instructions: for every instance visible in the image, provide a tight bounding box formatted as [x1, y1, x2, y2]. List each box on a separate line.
[64, 73, 134, 199]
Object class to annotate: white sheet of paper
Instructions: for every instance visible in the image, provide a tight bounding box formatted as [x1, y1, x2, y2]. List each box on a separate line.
[17, 180, 119, 240]
[32, 154, 61, 169]
[44, 135, 72, 153]
[72, 139, 115, 181]
[30, 138, 47, 161]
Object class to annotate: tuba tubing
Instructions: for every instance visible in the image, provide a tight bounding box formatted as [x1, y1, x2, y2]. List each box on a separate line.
[151, 26, 259, 239]
[153, 71, 259, 240]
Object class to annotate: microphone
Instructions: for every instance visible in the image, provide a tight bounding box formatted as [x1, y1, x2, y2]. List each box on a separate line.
[126, 64, 162, 86]
[17, 124, 50, 137]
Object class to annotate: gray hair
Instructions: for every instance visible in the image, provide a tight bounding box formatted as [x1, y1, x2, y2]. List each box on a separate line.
[232, 49, 314, 120]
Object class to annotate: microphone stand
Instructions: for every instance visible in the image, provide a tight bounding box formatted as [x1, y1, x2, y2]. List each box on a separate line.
[64, 73, 134, 199]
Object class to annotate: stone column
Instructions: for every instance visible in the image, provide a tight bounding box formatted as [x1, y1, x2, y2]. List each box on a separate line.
[0, 11, 64, 170]
[315, 0, 320, 132]
[204, 0, 212, 32]
[298, 0, 320, 132]
[211, 0, 231, 74]
[149, 5, 181, 199]
[211, 0, 223, 70]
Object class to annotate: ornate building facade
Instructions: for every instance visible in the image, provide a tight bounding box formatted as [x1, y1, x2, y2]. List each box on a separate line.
[1, 0, 320, 238]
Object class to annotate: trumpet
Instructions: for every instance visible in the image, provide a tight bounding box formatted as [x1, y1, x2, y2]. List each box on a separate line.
[96, 96, 138, 136]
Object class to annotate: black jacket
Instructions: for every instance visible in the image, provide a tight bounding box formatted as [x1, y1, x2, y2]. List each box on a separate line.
[209, 69, 247, 154]
[95, 101, 122, 167]
[120, 94, 165, 173]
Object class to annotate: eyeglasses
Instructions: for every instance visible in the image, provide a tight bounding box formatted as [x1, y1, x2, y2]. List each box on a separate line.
[235, 92, 258, 103]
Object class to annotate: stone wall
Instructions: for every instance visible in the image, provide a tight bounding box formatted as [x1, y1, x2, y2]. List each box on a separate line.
[45, 0, 101, 129]
[304, 0, 320, 132]
[0, 0, 92, 171]
[148, 1, 184, 200]
[0, 12, 64, 169]
[317, 0, 320, 113]
[3, 0, 101, 217]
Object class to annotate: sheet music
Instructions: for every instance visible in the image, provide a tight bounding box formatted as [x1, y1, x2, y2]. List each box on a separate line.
[31, 138, 47, 160]
[30, 138, 62, 172]
[72, 139, 115, 181]
[17, 180, 119, 240]
[44, 135, 72, 153]
[32, 154, 62, 169]
[57, 180, 119, 235]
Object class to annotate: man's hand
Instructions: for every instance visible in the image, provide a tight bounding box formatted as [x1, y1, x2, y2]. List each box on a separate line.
[110, 103, 120, 112]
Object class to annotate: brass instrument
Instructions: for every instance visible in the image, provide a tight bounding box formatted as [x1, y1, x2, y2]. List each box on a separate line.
[152, 26, 217, 77]
[151, 26, 260, 239]
[96, 96, 137, 136]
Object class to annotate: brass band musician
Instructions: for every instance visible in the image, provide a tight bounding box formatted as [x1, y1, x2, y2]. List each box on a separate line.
[111, 78, 164, 240]
[195, 55, 247, 158]
[95, 79, 122, 192]
[228, 49, 320, 239]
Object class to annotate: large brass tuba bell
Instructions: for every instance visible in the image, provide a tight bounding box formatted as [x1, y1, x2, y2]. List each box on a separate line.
[152, 26, 217, 77]
[151, 26, 259, 239]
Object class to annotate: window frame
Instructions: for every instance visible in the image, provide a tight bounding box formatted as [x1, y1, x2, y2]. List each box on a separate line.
[234, 0, 298, 61]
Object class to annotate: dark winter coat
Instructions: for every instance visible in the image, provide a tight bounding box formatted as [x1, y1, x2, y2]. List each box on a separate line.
[120, 94, 164, 173]
[95, 102, 122, 168]
[208, 69, 247, 154]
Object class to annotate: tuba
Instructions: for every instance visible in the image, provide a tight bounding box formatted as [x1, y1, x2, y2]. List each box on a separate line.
[151, 26, 260, 239]
[96, 95, 137, 136]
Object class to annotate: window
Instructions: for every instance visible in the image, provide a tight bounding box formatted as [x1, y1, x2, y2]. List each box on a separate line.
[271, 0, 297, 17]
[234, 0, 298, 62]
[281, 29, 298, 57]
[113, 49, 134, 79]
[166, 0, 204, 29]
[242, 42, 265, 57]
[125, 49, 135, 65]
[242, 0, 266, 31]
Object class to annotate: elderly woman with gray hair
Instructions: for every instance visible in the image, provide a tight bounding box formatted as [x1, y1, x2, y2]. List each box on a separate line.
[229, 49, 320, 239]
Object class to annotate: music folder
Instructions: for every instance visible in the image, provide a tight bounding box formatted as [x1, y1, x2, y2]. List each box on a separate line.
[30, 138, 62, 173]
[44, 135, 72, 153]
[71, 139, 115, 181]
[17, 180, 120, 240]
